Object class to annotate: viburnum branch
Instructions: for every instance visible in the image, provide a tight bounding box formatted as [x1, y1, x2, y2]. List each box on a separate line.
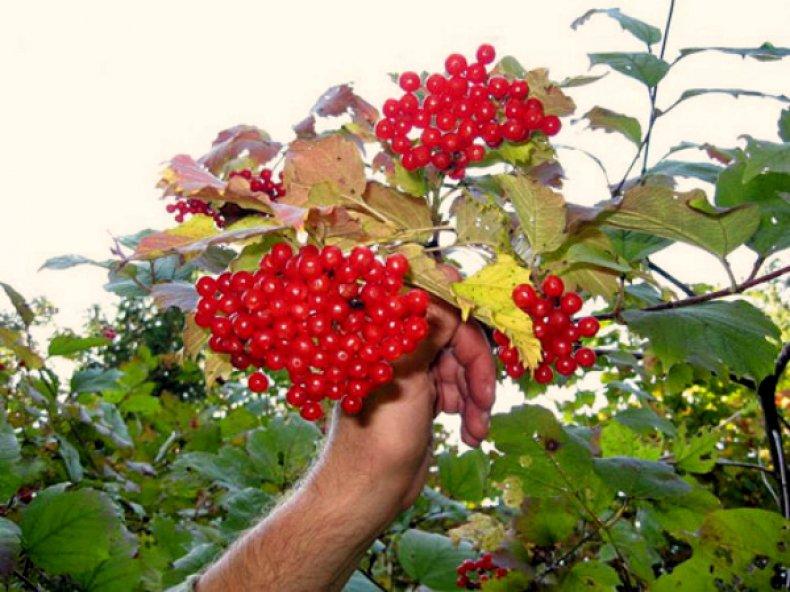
[646, 258, 694, 296]
[748, 255, 766, 281]
[595, 264, 790, 320]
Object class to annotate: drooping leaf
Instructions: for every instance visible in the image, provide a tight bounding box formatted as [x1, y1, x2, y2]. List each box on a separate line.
[452, 254, 542, 369]
[48, 335, 110, 357]
[582, 106, 642, 146]
[282, 134, 367, 206]
[602, 186, 760, 257]
[666, 87, 789, 113]
[593, 457, 691, 500]
[589, 52, 670, 87]
[21, 488, 120, 575]
[572, 8, 661, 46]
[558, 72, 609, 88]
[646, 160, 723, 184]
[623, 300, 781, 381]
[0, 282, 34, 327]
[151, 281, 199, 312]
[57, 435, 84, 482]
[438, 449, 489, 503]
[498, 174, 567, 256]
[397, 529, 475, 591]
[71, 368, 123, 393]
[39, 254, 103, 271]
[678, 42, 790, 62]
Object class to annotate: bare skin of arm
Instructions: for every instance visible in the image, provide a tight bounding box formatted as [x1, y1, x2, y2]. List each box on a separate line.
[197, 290, 497, 592]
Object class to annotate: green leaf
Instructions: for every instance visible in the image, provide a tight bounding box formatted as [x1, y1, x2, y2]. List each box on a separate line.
[515, 496, 579, 546]
[343, 571, 382, 592]
[57, 435, 84, 482]
[452, 193, 509, 250]
[558, 72, 608, 88]
[615, 407, 677, 437]
[397, 529, 475, 591]
[220, 488, 273, 533]
[740, 137, 790, 182]
[714, 158, 790, 256]
[499, 173, 567, 255]
[438, 449, 489, 503]
[646, 160, 723, 184]
[605, 229, 671, 262]
[582, 106, 642, 146]
[49, 335, 110, 357]
[668, 87, 789, 113]
[0, 421, 20, 463]
[77, 552, 141, 592]
[672, 424, 718, 474]
[589, 52, 670, 87]
[491, 405, 608, 504]
[601, 521, 659, 584]
[246, 415, 321, 486]
[678, 42, 790, 61]
[39, 254, 102, 270]
[71, 368, 123, 393]
[21, 487, 120, 575]
[395, 243, 457, 304]
[175, 446, 258, 491]
[572, 8, 661, 46]
[600, 421, 662, 461]
[390, 160, 428, 197]
[593, 457, 691, 500]
[0, 517, 21, 576]
[0, 282, 34, 327]
[602, 186, 760, 257]
[559, 560, 621, 591]
[654, 508, 790, 591]
[623, 300, 781, 381]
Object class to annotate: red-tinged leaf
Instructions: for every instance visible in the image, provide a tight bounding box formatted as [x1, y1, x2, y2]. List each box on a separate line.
[526, 69, 576, 116]
[293, 115, 317, 139]
[305, 207, 367, 247]
[160, 155, 225, 197]
[151, 281, 199, 312]
[270, 201, 309, 230]
[312, 84, 378, 126]
[198, 125, 282, 174]
[281, 134, 367, 206]
[372, 151, 395, 174]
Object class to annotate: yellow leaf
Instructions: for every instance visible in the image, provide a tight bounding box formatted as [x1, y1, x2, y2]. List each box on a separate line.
[204, 352, 232, 388]
[452, 254, 542, 369]
[448, 513, 507, 552]
[182, 314, 208, 361]
[394, 244, 456, 304]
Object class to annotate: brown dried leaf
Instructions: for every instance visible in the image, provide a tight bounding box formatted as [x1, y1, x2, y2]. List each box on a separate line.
[281, 134, 367, 206]
[525, 68, 576, 117]
[198, 125, 282, 174]
[362, 182, 433, 238]
[183, 314, 208, 360]
[293, 115, 317, 139]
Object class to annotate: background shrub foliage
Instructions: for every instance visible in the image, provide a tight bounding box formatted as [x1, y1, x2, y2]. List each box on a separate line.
[1, 4, 789, 591]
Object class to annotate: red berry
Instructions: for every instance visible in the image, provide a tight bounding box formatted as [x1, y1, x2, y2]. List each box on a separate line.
[534, 364, 554, 384]
[300, 401, 324, 422]
[476, 43, 496, 64]
[375, 119, 394, 141]
[541, 275, 565, 298]
[341, 395, 363, 415]
[541, 115, 561, 136]
[492, 330, 510, 347]
[196, 276, 216, 297]
[555, 356, 577, 376]
[385, 253, 409, 277]
[512, 283, 537, 311]
[506, 361, 526, 379]
[426, 74, 446, 94]
[248, 372, 269, 393]
[560, 292, 583, 315]
[577, 316, 600, 337]
[399, 71, 421, 92]
[509, 80, 529, 99]
[575, 347, 596, 368]
[445, 53, 467, 75]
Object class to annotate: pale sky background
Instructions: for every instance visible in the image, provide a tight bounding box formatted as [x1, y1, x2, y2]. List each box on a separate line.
[1, 1, 788, 427]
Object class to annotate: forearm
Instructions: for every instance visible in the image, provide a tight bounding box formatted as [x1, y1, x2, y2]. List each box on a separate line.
[196, 427, 410, 591]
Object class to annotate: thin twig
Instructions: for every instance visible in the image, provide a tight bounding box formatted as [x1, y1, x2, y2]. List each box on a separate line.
[595, 265, 789, 320]
[647, 259, 694, 296]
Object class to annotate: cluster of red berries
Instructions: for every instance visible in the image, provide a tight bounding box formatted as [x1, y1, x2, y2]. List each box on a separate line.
[193, 243, 430, 421]
[456, 554, 508, 589]
[375, 43, 561, 180]
[166, 197, 224, 227]
[495, 275, 600, 384]
[228, 167, 286, 200]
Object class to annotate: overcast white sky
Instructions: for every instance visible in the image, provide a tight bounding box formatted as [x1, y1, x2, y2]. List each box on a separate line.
[1, 0, 788, 330]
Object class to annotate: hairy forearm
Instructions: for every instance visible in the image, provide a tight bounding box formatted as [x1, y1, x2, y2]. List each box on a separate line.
[196, 427, 410, 591]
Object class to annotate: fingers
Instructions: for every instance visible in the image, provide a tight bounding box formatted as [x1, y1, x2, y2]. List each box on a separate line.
[449, 321, 497, 412]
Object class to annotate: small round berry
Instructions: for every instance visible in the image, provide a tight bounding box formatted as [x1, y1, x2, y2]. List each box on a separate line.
[509, 80, 529, 99]
[476, 43, 496, 64]
[541, 115, 561, 136]
[341, 395, 363, 415]
[196, 276, 217, 298]
[560, 292, 583, 315]
[465, 62, 487, 83]
[445, 53, 467, 75]
[506, 361, 526, 379]
[426, 73, 447, 94]
[399, 71, 421, 92]
[577, 316, 600, 337]
[541, 275, 565, 298]
[551, 339, 573, 358]
[555, 356, 578, 376]
[512, 283, 537, 311]
[248, 372, 269, 393]
[530, 299, 552, 319]
[385, 253, 409, 277]
[375, 119, 394, 141]
[534, 363, 554, 384]
[300, 401, 324, 421]
[492, 329, 510, 347]
[575, 347, 597, 368]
